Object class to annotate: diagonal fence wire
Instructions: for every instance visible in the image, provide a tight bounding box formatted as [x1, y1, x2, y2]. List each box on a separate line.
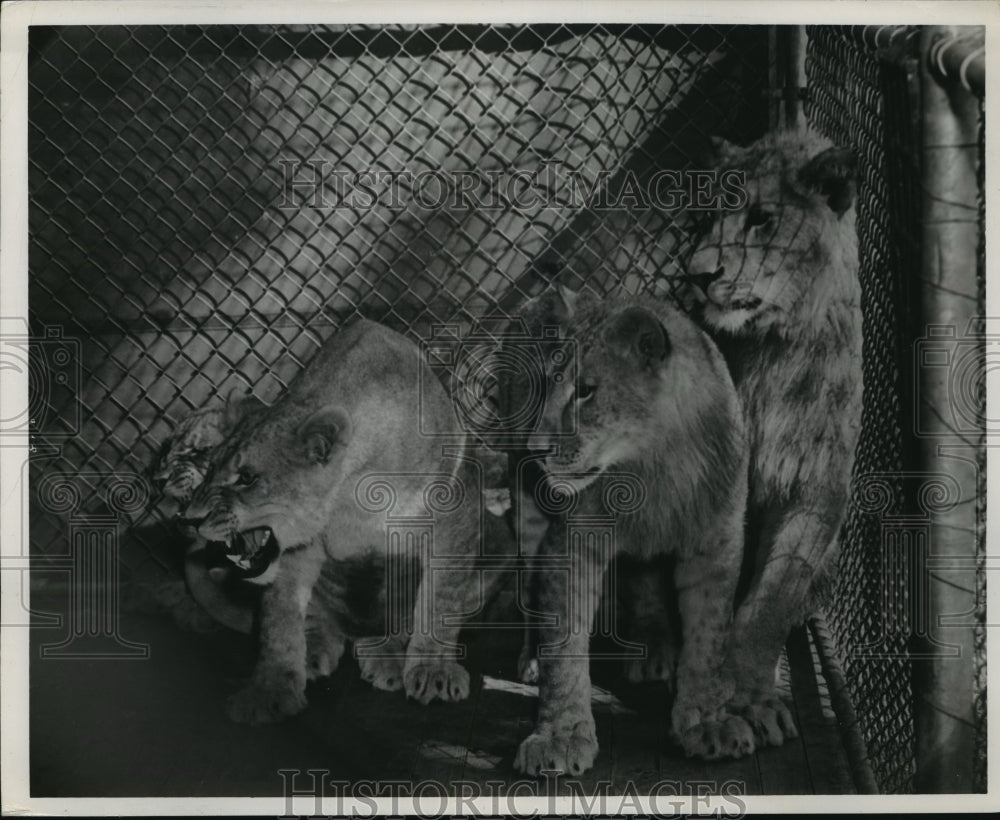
[26, 24, 769, 581]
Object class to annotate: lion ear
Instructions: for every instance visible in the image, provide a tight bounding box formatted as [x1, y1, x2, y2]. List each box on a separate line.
[607, 307, 670, 370]
[298, 406, 350, 465]
[798, 146, 857, 216]
[526, 284, 579, 324]
[553, 284, 580, 320]
[516, 284, 581, 337]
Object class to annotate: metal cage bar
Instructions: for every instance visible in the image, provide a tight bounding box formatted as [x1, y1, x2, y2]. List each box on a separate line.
[912, 24, 984, 794]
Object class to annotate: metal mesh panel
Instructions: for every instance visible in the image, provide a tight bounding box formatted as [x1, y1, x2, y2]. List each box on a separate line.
[807, 25, 923, 794]
[27, 25, 769, 578]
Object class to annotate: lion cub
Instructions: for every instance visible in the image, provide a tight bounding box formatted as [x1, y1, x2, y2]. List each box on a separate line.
[184, 319, 488, 724]
[679, 127, 862, 748]
[513, 288, 752, 775]
[153, 400, 395, 683]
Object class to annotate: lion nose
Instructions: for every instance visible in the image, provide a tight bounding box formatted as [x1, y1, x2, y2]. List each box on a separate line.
[708, 279, 737, 302]
[678, 268, 725, 293]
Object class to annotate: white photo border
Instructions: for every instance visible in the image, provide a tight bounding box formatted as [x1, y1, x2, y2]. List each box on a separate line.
[2, 1, 997, 815]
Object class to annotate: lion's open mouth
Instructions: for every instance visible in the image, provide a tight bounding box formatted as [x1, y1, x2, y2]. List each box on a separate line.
[223, 526, 280, 578]
[725, 295, 762, 312]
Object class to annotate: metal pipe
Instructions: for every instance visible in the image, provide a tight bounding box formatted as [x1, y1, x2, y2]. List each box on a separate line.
[912, 24, 982, 794]
[809, 617, 881, 794]
[776, 25, 807, 130]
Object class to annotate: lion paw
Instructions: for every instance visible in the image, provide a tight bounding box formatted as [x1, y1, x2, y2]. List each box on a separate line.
[739, 697, 798, 747]
[678, 715, 756, 760]
[624, 638, 677, 687]
[517, 642, 539, 684]
[306, 633, 346, 682]
[514, 720, 598, 776]
[358, 652, 405, 692]
[226, 673, 306, 725]
[404, 659, 470, 704]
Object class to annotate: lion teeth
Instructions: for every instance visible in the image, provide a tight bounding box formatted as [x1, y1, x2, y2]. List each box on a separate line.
[242, 527, 272, 551]
[225, 552, 253, 570]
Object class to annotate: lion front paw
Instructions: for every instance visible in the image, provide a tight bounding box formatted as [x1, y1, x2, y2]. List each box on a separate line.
[624, 637, 677, 687]
[403, 659, 470, 704]
[226, 673, 306, 725]
[306, 633, 346, 682]
[514, 720, 598, 776]
[358, 652, 405, 692]
[677, 715, 756, 760]
[738, 697, 798, 747]
[517, 641, 539, 684]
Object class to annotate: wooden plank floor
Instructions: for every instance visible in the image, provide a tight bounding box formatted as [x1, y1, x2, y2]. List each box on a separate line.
[28, 584, 855, 798]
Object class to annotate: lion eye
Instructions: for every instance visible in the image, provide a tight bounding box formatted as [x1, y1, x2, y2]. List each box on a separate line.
[235, 467, 258, 488]
[744, 205, 774, 231]
[576, 383, 597, 402]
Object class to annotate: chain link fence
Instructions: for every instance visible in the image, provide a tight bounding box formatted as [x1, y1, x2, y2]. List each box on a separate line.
[27, 23, 770, 575]
[806, 24, 921, 794]
[807, 24, 986, 794]
[25, 23, 985, 794]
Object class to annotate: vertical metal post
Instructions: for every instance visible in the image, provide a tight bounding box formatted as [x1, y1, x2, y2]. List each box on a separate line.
[777, 25, 807, 130]
[767, 26, 780, 132]
[912, 25, 982, 793]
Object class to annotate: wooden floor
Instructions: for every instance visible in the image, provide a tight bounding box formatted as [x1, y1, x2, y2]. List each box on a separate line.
[28, 584, 856, 798]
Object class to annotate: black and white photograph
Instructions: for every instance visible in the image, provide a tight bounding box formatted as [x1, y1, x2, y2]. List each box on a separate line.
[0, 1, 994, 814]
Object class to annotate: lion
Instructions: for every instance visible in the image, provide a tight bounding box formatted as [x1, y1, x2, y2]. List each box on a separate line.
[677, 126, 862, 748]
[153, 403, 239, 506]
[145, 400, 268, 635]
[511, 288, 754, 775]
[182, 318, 495, 724]
[490, 293, 681, 690]
[151, 398, 354, 679]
